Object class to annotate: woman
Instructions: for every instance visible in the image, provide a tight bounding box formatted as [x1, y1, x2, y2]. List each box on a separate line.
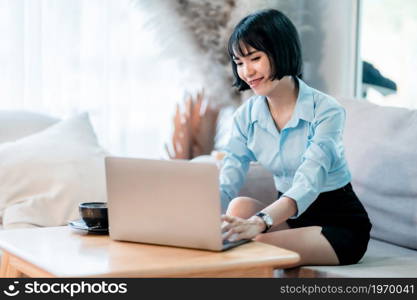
[220, 9, 372, 266]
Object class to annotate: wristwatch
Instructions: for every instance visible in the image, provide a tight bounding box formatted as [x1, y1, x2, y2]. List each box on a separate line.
[255, 212, 273, 233]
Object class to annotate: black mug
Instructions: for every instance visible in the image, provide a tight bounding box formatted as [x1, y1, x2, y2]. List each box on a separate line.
[79, 202, 108, 228]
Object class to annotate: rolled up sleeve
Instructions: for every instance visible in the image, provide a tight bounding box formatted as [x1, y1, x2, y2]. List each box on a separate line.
[284, 105, 346, 217]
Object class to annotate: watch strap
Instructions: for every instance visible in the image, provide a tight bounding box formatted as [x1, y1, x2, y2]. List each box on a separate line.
[255, 212, 273, 233]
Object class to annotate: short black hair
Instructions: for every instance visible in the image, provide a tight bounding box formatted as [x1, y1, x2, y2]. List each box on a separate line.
[228, 9, 303, 91]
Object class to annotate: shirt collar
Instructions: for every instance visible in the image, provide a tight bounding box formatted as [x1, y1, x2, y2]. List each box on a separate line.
[251, 78, 314, 132]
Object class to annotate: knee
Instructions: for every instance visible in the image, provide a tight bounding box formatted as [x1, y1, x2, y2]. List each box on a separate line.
[227, 197, 259, 219]
[253, 233, 275, 244]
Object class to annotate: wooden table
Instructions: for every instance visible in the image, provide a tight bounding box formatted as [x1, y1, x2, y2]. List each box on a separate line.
[0, 226, 299, 278]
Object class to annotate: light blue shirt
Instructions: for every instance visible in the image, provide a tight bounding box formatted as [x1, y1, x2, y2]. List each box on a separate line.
[219, 78, 351, 217]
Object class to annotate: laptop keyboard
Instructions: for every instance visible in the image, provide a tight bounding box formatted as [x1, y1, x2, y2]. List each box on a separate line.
[222, 239, 250, 251]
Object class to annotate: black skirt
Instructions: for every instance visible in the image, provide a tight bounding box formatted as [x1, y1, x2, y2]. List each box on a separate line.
[283, 183, 372, 265]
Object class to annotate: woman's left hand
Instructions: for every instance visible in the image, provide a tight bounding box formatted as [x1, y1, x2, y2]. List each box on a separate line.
[221, 215, 265, 242]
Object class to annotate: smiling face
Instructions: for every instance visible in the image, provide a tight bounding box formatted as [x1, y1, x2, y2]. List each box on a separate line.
[233, 44, 280, 97]
[228, 9, 303, 93]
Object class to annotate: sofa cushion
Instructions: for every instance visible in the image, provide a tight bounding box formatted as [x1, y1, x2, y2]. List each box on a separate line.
[191, 155, 277, 211]
[280, 238, 417, 278]
[339, 98, 417, 250]
[0, 110, 58, 144]
[238, 162, 277, 204]
[0, 113, 107, 228]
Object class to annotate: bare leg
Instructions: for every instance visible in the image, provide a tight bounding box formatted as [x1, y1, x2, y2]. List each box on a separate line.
[255, 226, 340, 266]
[226, 197, 339, 266]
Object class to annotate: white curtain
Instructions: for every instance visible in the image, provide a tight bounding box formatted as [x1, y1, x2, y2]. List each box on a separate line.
[0, 0, 185, 158]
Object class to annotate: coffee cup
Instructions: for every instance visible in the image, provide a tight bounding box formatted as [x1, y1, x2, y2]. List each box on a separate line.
[79, 202, 108, 228]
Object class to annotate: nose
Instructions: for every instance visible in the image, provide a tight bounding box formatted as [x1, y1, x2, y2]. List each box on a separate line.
[242, 63, 255, 79]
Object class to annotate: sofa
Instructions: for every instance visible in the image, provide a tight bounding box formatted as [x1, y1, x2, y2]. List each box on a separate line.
[215, 97, 417, 278]
[1, 97, 416, 278]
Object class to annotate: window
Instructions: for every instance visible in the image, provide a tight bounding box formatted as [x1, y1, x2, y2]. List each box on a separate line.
[360, 0, 417, 109]
[0, 0, 185, 158]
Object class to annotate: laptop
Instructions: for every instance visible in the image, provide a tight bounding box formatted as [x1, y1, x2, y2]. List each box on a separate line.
[105, 156, 250, 251]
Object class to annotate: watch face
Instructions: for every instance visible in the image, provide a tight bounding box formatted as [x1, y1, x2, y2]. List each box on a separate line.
[264, 214, 273, 227]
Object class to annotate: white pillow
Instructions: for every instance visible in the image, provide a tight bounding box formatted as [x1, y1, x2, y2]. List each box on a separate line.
[0, 113, 107, 229]
[0, 110, 59, 144]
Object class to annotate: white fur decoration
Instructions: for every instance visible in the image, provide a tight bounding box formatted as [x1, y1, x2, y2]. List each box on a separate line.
[134, 0, 307, 107]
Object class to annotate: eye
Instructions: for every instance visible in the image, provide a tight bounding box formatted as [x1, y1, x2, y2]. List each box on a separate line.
[235, 62, 243, 66]
[251, 56, 260, 61]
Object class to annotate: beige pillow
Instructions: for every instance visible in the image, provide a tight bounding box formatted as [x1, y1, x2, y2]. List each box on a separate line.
[0, 113, 107, 229]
